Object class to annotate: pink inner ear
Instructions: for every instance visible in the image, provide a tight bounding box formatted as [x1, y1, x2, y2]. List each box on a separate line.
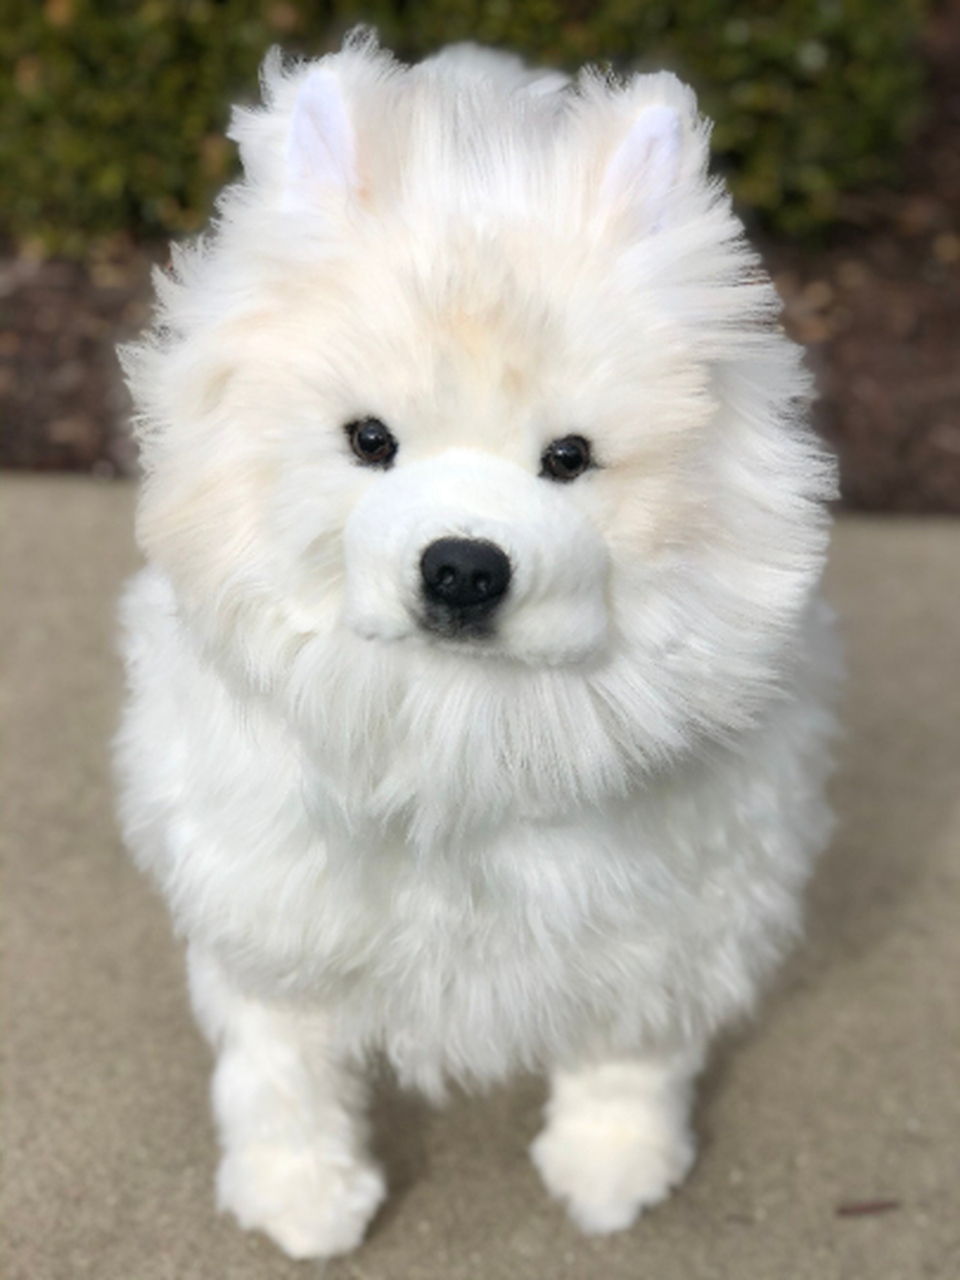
[283, 69, 356, 212]
[601, 104, 682, 231]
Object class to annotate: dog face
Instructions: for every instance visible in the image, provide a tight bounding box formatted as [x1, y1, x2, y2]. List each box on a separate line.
[236, 218, 715, 672]
[244, 227, 625, 670]
[126, 37, 833, 836]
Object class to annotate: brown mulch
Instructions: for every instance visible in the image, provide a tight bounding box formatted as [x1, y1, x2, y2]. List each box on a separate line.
[2, 5, 958, 509]
[0, 242, 154, 479]
[762, 0, 960, 512]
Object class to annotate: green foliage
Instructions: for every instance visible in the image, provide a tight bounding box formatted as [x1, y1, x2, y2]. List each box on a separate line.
[0, 0, 928, 251]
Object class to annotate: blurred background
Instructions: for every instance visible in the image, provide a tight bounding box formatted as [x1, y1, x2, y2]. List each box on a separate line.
[1, 0, 958, 509]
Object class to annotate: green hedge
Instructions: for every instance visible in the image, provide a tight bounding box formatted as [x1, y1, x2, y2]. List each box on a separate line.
[0, 0, 928, 252]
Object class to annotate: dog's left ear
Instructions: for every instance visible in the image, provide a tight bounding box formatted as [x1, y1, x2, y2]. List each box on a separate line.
[283, 69, 356, 212]
[600, 104, 683, 233]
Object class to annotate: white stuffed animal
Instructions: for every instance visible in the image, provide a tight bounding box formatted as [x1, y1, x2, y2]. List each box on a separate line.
[116, 32, 838, 1258]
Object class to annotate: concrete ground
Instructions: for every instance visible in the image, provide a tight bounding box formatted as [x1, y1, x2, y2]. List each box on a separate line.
[2, 475, 958, 1280]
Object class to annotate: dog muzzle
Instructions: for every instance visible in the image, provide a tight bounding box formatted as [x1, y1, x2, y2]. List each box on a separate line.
[342, 448, 609, 666]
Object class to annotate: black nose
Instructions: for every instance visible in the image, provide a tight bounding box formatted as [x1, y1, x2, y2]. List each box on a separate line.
[420, 538, 512, 625]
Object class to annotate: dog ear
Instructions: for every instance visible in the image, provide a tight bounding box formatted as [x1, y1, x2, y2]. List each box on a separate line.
[283, 69, 356, 212]
[600, 104, 683, 232]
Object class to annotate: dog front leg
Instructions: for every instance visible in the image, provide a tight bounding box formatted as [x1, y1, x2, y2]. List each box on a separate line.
[530, 1046, 703, 1234]
[187, 947, 385, 1259]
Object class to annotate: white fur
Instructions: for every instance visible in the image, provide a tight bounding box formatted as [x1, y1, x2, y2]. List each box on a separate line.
[531, 1053, 701, 1232]
[189, 949, 385, 1257]
[116, 31, 839, 1258]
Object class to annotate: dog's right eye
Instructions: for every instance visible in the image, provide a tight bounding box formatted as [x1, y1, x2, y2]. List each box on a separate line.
[345, 418, 398, 468]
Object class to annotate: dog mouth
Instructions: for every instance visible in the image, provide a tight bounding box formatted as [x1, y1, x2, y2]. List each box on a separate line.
[418, 601, 498, 642]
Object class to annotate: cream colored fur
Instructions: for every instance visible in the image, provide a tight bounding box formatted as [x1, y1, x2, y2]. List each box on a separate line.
[116, 31, 838, 1258]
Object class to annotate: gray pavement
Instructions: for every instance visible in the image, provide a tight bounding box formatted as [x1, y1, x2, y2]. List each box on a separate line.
[2, 475, 959, 1280]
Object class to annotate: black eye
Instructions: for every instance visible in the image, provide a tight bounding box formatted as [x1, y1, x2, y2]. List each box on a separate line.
[345, 417, 398, 468]
[540, 435, 593, 482]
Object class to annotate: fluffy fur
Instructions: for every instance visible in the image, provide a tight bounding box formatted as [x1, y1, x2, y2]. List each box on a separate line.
[116, 32, 839, 1258]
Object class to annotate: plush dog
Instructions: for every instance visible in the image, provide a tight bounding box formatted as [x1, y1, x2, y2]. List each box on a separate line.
[116, 32, 838, 1258]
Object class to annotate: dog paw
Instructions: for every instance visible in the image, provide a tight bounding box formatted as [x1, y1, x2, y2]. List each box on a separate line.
[530, 1078, 696, 1234]
[217, 1141, 386, 1259]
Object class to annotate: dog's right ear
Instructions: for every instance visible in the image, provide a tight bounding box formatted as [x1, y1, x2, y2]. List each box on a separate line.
[283, 69, 356, 213]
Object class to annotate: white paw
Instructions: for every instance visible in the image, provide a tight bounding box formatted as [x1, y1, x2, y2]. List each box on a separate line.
[530, 1086, 696, 1234]
[217, 1140, 386, 1259]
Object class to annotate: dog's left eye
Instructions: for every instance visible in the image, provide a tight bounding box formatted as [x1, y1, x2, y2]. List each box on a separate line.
[540, 435, 593, 482]
[345, 418, 398, 468]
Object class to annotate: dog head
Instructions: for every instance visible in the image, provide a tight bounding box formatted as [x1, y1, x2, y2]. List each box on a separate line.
[124, 34, 834, 839]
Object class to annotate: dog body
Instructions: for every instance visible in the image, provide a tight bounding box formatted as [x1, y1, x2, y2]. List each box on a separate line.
[117, 34, 837, 1257]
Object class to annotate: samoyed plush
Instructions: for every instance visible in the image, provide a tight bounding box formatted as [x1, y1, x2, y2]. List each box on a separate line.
[116, 31, 838, 1259]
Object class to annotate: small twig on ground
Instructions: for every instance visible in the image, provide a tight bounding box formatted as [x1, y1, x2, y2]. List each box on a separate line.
[835, 1199, 901, 1218]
